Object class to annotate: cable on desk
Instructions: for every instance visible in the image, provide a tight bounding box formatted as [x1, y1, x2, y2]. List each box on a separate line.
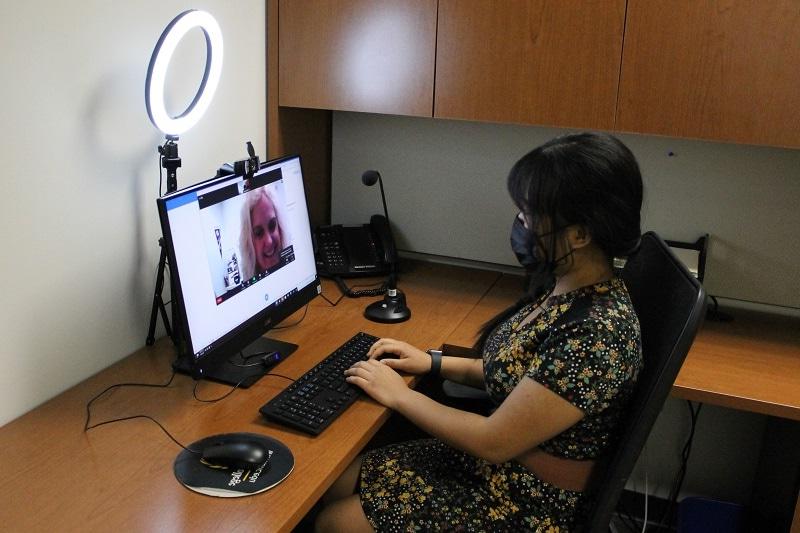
[87, 415, 201, 454]
[272, 303, 309, 329]
[84, 371, 296, 455]
[193, 372, 296, 403]
[265, 373, 295, 383]
[321, 277, 384, 305]
[83, 370, 201, 454]
[83, 370, 177, 431]
[334, 276, 388, 298]
[192, 376, 248, 403]
[320, 277, 386, 306]
[320, 291, 344, 307]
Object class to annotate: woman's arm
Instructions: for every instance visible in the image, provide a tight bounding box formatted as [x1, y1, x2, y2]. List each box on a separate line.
[345, 359, 583, 464]
[367, 338, 485, 387]
[439, 356, 485, 388]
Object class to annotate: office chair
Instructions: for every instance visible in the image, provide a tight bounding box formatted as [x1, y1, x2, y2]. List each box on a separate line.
[582, 231, 707, 532]
[437, 232, 706, 530]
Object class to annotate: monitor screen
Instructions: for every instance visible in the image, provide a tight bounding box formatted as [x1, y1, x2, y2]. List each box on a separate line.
[157, 155, 320, 386]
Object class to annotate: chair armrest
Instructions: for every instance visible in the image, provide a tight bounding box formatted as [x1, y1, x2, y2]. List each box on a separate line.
[442, 379, 490, 400]
[441, 344, 481, 358]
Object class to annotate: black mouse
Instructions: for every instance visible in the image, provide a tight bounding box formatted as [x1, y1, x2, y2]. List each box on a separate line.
[200, 440, 269, 470]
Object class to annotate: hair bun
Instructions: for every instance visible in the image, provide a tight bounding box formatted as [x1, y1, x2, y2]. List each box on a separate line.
[614, 236, 641, 257]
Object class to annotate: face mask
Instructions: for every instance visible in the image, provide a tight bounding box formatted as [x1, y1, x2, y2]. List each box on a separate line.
[511, 213, 575, 274]
[510, 213, 539, 270]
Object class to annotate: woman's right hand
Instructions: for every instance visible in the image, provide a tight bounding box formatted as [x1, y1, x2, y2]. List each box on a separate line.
[367, 338, 434, 375]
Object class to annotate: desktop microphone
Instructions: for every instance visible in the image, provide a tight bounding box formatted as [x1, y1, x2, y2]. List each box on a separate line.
[361, 170, 389, 226]
[361, 170, 410, 323]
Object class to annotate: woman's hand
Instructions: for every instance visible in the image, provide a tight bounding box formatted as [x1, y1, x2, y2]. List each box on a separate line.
[344, 359, 411, 409]
[366, 338, 432, 375]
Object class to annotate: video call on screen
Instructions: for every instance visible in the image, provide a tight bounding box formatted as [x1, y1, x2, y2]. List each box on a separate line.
[163, 156, 316, 358]
[197, 168, 296, 305]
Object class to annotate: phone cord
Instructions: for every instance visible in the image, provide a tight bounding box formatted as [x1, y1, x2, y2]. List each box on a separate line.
[334, 276, 388, 298]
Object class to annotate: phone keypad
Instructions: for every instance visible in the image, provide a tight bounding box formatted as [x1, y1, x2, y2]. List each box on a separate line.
[319, 233, 346, 271]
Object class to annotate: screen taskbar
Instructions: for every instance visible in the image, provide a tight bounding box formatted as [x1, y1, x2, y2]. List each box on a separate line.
[214, 246, 296, 305]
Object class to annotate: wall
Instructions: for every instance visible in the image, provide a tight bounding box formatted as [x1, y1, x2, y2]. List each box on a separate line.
[332, 112, 800, 310]
[331, 111, 797, 503]
[0, 1, 266, 426]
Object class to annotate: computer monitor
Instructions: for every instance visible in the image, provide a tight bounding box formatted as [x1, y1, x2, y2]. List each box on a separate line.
[157, 154, 320, 387]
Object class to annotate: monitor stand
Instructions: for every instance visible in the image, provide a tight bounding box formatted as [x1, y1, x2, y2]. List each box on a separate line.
[173, 336, 298, 388]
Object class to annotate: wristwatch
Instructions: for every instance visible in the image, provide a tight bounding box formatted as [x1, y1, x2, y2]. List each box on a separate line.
[426, 349, 442, 377]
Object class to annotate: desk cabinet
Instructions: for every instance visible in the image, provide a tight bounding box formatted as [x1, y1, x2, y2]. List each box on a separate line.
[278, 0, 624, 130]
[276, 0, 800, 149]
[617, 0, 800, 148]
[278, 0, 437, 117]
[434, 0, 625, 130]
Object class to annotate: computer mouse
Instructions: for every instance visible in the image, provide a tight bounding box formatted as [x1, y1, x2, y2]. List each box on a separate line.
[200, 440, 269, 470]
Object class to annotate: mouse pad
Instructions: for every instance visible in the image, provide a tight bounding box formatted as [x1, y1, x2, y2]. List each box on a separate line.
[174, 432, 294, 497]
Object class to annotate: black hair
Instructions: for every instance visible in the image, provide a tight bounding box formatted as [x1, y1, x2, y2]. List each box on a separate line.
[474, 132, 643, 351]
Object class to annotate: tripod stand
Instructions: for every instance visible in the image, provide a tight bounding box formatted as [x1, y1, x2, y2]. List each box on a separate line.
[146, 136, 181, 346]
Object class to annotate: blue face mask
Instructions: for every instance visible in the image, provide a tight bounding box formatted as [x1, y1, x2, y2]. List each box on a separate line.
[510, 213, 539, 270]
[511, 212, 575, 275]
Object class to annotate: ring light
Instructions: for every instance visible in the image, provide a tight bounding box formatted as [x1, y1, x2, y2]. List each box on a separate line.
[145, 10, 223, 136]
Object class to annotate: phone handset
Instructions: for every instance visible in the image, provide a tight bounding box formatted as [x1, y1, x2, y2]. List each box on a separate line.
[328, 215, 393, 297]
[369, 214, 397, 268]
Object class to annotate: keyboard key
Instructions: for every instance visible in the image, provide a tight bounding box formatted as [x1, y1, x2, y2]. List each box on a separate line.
[258, 332, 379, 435]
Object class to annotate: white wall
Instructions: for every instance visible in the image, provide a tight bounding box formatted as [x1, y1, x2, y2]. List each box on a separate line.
[0, 1, 266, 426]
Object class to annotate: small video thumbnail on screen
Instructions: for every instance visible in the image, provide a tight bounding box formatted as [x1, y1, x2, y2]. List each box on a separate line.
[199, 177, 296, 305]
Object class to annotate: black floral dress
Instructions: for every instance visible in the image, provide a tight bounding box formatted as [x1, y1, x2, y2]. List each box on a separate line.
[358, 277, 642, 532]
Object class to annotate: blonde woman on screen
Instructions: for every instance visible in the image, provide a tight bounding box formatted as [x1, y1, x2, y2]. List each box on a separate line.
[240, 186, 284, 280]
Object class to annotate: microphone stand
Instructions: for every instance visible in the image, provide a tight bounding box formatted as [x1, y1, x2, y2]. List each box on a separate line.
[362, 170, 411, 323]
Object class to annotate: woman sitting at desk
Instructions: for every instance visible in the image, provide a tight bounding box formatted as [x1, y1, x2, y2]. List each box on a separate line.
[316, 132, 644, 532]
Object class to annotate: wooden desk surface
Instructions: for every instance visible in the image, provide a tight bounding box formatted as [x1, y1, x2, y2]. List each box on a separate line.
[443, 273, 800, 421]
[0, 261, 500, 532]
[671, 310, 800, 420]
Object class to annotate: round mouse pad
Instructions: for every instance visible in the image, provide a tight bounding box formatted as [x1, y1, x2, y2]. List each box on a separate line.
[174, 432, 294, 497]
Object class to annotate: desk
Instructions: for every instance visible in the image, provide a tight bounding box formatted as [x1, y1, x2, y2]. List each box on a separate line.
[3, 264, 797, 532]
[0, 261, 500, 532]
[444, 272, 800, 531]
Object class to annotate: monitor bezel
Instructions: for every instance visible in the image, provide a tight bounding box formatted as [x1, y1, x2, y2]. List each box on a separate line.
[156, 154, 320, 382]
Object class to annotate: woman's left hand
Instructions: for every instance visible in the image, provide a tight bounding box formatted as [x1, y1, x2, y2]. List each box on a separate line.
[344, 359, 410, 409]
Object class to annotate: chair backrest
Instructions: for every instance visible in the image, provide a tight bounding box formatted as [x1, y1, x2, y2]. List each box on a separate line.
[584, 231, 707, 532]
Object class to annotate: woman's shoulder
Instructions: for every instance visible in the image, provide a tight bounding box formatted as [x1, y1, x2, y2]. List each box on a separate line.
[554, 277, 639, 336]
[594, 277, 638, 321]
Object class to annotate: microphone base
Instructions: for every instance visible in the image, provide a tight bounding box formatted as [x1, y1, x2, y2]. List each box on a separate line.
[364, 289, 411, 323]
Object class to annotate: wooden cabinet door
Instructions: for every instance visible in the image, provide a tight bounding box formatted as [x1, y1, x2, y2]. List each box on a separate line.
[617, 1, 800, 148]
[434, 0, 626, 130]
[278, 0, 437, 116]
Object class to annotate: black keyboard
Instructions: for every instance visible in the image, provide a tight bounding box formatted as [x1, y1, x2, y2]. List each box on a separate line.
[259, 332, 379, 435]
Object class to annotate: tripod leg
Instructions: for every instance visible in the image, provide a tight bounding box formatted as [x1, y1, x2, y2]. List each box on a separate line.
[146, 245, 172, 345]
[168, 266, 178, 344]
